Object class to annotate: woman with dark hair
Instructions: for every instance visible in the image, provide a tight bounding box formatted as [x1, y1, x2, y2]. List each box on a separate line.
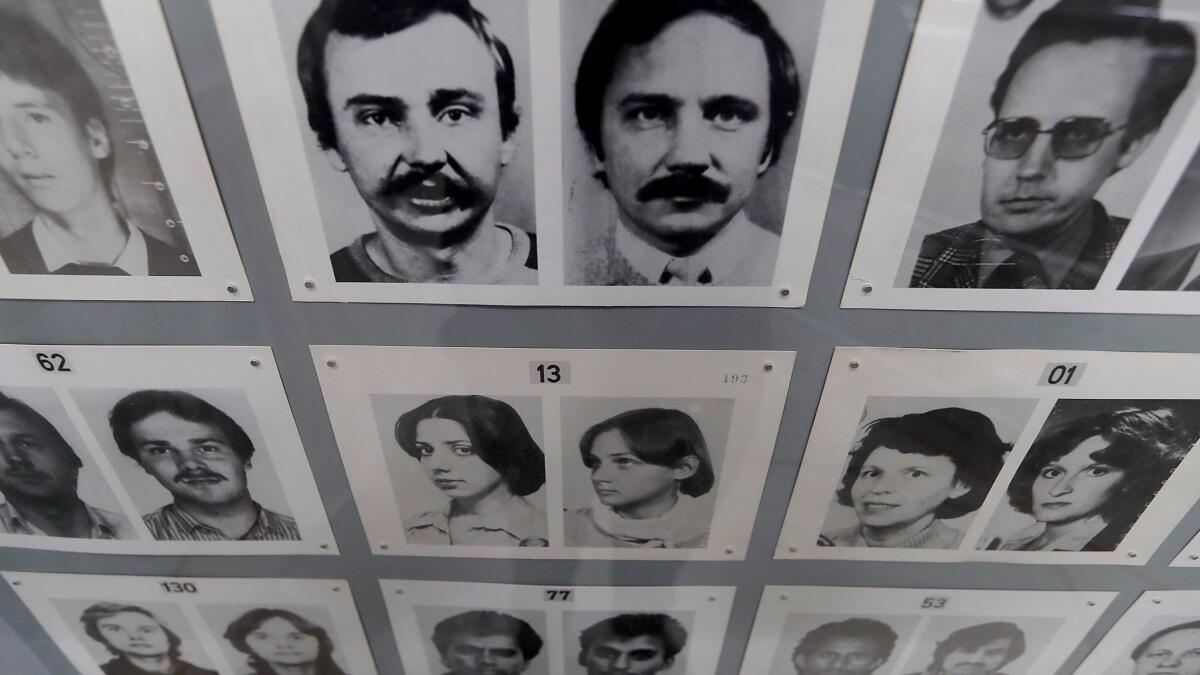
[565, 408, 716, 548]
[80, 602, 216, 675]
[223, 608, 347, 675]
[985, 406, 1195, 551]
[819, 407, 1010, 549]
[394, 395, 547, 546]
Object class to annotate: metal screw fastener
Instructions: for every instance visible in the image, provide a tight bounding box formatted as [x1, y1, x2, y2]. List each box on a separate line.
[1191, 553, 1199, 561]
[304, 279, 316, 290]
[379, 542, 389, 550]
[395, 588, 404, 595]
[226, 284, 238, 295]
[326, 359, 337, 369]
[862, 283, 874, 294]
[780, 594, 789, 601]
[1127, 552, 1138, 558]
[1087, 601, 1096, 607]
[250, 359, 261, 368]
[849, 360, 860, 369]
[763, 363, 774, 372]
[779, 287, 791, 298]
[11, 580, 21, 586]
[788, 545, 798, 553]
[332, 585, 341, 592]
[724, 546, 734, 554]
[708, 595, 716, 602]
[319, 542, 329, 550]
[1153, 598, 1162, 604]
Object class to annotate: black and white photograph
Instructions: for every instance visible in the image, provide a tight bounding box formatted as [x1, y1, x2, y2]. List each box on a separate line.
[211, 0, 871, 305]
[314, 346, 793, 559]
[1072, 590, 1200, 674]
[0, 344, 336, 555]
[1118, 134, 1200, 291]
[815, 397, 1034, 551]
[370, 392, 548, 547]
[560, 397, 731, 549]
[382, 580, 733, 675]
[843, 0, 1200, 314]
[977, 399, 1200, 553]
[738, 586, 1114, 675]
[779, 348, 1200, 565]
[0, 0, 247, 300]
[5, 573, 379, 675]
[414, 606, 549, 675]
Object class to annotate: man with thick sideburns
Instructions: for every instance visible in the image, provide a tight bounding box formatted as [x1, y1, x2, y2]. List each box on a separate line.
[572, 0, 799, 286]
[297, 0, 536, 284]
[910, 0, 1196, 290]
[577, 613, 687, 675]
[109, 390, 300, 541]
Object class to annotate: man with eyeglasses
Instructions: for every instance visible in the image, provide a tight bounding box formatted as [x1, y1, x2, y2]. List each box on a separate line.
[1129, 620, 1200, 675]
[431, 610, 543, 675]
[910, 0, 1196, 290]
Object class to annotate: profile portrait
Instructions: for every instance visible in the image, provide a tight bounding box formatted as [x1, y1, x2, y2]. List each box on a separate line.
[222, 607, 349, 675]
[979, 400, 1200, 552]
[895, 0, 1199, 291]
[1125, 619, 1200, 675]
[818, 401, 1022, 550]
[562, 0, 825, 287]
[289, 0, 537, 285]
[571, 612, 689, 675]
[902, 621, 1026, 675]
[790, 617, 899, 675]
[78, 601, 217, 675]
[426, 609, 545, 675]
[0, 0, 199, 277]
[381, 393, 547, 546]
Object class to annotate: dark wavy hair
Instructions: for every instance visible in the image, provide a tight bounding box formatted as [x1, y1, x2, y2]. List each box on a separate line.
[793, 618, 897, 662]
[0, 8, 115, 195]
[578, 613, 687, 666]
[395, 395, 545, 496]
[930, 622, 1025, 670]
[223, 608, 346, 675]
[0, 391, 81, 469]
[574, 0, 799, 166]
[835, 407, 1011, 520]
[432, 610, 543, 662]
[80, 603, 182, 661]
[579, 408, 716, 498]
[109, 390, 255, 464]
[1007, 406, 1195, 549]
[297, 0, 519, 151]
[1132, 619, 1200, 660]
[990, 0, 1195, 148]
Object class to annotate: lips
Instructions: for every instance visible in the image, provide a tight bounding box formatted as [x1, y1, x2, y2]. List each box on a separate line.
[4, 469, 47, 483]
[434, 478, 463, 490]
[860, 501, 898, 512]
[1039, 501, 1072, 510]
[176, 472, 225, 485]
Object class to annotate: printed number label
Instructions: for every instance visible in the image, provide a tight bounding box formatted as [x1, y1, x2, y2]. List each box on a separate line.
[160, 581, 198, 594]
[35, 353, 71, 372]
[723, 374, 749, 384]
[921, 597, 949, 609]
[544, 589, 573, 601]
[1038, 362, 1086, 387]
[530, 362, 570, 385]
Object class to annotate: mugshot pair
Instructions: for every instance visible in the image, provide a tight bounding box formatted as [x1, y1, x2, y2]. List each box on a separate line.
[214, 0, 868, 304]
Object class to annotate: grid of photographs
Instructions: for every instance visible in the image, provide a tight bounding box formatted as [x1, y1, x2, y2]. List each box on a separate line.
[208, 0, 873, 306]
[778, 347, 1200, 565]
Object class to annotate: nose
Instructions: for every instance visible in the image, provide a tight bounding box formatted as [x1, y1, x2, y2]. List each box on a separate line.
[866, 475, 894, 494]
[664, 107, 712, 174]
[0, 440, 29, 465]
[1158, 653, 1182, 667]
[1014, 133, 1055, 181]
[1048, 473, 1074, 497]
[396, 115, 446, 172]
[176, 448, 208, 470]
[427, 448, 453, 472]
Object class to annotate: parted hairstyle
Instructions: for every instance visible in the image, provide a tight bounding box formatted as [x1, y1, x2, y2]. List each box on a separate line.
[80, 603, 182, 660]
[1132, 619, 1200, 660]
[0, 392, 81, 469]
[579, 408, 716, 498]
[395, 395, 546, 496]
[109, 390, 256, 464]
[432, 610, 544, 661]
[990, 0, 1196, 147]
[0, 8, 115, 194]
[835, 407, 1011, 520]
[224, 608, 347, 675]
[574, 0, 800, 166]
[930, 622, 1025, 670]
[577, 613, 688, 665]
[297, 0, 519, 152]
[793, 618, 898, 663]
[1007, 406, 1195, 539]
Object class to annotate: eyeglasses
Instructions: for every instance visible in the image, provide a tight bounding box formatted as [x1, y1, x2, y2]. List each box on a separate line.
[981, 116, 1127, 160]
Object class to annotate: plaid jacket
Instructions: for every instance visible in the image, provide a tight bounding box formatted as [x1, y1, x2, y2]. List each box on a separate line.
[909, 201, 1128, 289]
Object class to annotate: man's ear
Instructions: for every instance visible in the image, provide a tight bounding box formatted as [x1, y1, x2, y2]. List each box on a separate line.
[756, 145, 775, 176]
[949, 478, 971, 501]
[1114, 128, 1157, 172]
[673, 455, 700, 482]
[84, 119, 111, 160]
[588, 144, 607, 180]
[500, 132, 516, 167]
[323, 146, 348, 172]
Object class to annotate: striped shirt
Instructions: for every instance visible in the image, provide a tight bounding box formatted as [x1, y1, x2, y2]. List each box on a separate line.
[0, 500, 136, 539]
[143, 503, 300, 541]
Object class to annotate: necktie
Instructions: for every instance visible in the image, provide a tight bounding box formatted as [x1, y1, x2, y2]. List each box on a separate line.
[983, 251, 1048, 289]
[659, 258, 713, 285]
[53, 263, 130, 276]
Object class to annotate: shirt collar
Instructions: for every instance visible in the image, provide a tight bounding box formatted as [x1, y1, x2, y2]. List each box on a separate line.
[0, 495, 121, 539]
[616, 212, 755, 284]
[406, 499, 533, 539]
[978, 203, 1096, 288]
[31, 213, 150, 276]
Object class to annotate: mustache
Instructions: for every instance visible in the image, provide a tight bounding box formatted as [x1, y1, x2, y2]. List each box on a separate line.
[174, 469, 226, 483]
[636, 174, 730, 203]
[381, 166, 478, 205]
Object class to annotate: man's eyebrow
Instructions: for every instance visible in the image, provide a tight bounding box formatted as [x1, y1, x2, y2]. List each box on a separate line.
[616, 93, 678, 109]
[188, 437, 227, 446]
[429, 88, 484, 110]
[343, 94, 406, 112]
[702, 95, 761, 113]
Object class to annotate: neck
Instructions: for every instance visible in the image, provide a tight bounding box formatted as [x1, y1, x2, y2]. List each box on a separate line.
[862, 514, 936, 545]
[175, 494, 259, 537]
[124, 653, 173, 673]
[452, 483, 516, 516]
[614, 489, 679, 520]
[370, 210, 503, 282]
[620, 214, 733, 258]
[43, 189, 128, 261]
[6, 491, 91, 537]
[1041, 513, 1105, 542]
[271, 662, 319, 675]
[1006, 201, 1095, 249]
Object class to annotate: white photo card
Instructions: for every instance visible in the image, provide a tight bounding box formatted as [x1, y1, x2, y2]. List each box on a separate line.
[381, 579, 733, 675]
[313, 345, 794, 559]
[739, 585, 1114, 675]
[0, 344, 336, 555]
[3, 571, 378, 675]
[843, 0, 1200, 313]
[1072, 590, 1200, 674]
[207, 0, 873, 306]
[777, 347, 1200, 565]
[1172, 528, 1200, 566]
[0, 0, 249, 301]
